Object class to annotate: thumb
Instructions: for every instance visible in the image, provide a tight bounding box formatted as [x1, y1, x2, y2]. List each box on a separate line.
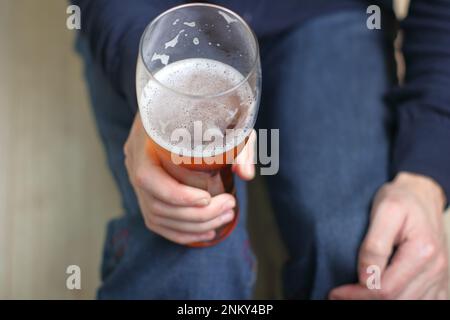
[358, 198, 406, 286]
[233, 129, 256, 180]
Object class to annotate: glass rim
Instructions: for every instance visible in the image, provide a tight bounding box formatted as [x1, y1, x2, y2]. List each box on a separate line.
[138, 2, 260, 100]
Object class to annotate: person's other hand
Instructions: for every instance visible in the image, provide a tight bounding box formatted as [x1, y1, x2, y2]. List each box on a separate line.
[330, 172, 448, 300]
[124, 113, 255, 244]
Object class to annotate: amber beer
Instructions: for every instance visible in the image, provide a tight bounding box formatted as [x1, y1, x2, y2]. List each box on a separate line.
[139, 58, 257, 247]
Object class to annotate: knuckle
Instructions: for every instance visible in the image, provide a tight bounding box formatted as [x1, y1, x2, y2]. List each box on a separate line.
[363, 239, 389, 258]
[382, 196, 405, 214]
[416, 238, 438, 261]
[134, 167, 148, 189]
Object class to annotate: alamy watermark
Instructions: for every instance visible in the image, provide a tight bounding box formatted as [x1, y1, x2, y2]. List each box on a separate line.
[366, 265, 381, 290]
[165, 123, 279, 176]
[66, 5, 81, 30]
[367, 5, 381, 30]
[66, 265, 81, 290]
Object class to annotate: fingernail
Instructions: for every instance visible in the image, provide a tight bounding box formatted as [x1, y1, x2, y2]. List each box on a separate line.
[222, 199, 235, 211]
[221, 210, 234, 223]
[194, 198, 210, 206]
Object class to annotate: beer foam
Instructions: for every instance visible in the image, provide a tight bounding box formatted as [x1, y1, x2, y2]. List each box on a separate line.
[139, 58, 256, 158]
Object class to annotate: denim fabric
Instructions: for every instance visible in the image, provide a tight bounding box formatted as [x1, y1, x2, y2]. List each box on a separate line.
[76, 9, 395, 299]
[257, 10, 395, 299]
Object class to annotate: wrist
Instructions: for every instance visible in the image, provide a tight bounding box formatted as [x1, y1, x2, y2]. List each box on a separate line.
[393, 172, 446, 212]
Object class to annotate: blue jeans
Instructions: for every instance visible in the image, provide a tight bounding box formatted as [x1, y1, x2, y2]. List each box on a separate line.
[77, 9, 396, 299]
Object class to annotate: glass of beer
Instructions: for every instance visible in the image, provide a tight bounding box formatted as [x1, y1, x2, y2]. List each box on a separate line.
[136, 3, 261, 247]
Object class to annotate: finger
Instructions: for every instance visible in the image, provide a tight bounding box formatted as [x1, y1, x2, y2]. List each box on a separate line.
[378, 240, 430, 299]
[233, 129, 256, 180]
[148, 223, 216, 245]
[152, 209, 235, 233]
[358, 198, 407, 285]
[329, 284, 377, 300]
[134, 163, 211, 206]
[151, 193, 236, 222]
[161, 157, 214, 190]
[136, 180, 217, 244]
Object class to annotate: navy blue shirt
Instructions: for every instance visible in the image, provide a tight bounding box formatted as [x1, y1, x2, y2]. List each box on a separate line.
[73, 0, 450, 203]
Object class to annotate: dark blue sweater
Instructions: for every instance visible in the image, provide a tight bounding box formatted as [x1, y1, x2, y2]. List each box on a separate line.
[73, 0, 450, 203]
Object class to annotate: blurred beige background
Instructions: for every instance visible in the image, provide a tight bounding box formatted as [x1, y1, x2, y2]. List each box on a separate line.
[0, 0, 121, 299]
[0, 0, 448, 300]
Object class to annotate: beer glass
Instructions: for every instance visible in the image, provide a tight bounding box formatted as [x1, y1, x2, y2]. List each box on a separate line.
[136, 3, 261, 247]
